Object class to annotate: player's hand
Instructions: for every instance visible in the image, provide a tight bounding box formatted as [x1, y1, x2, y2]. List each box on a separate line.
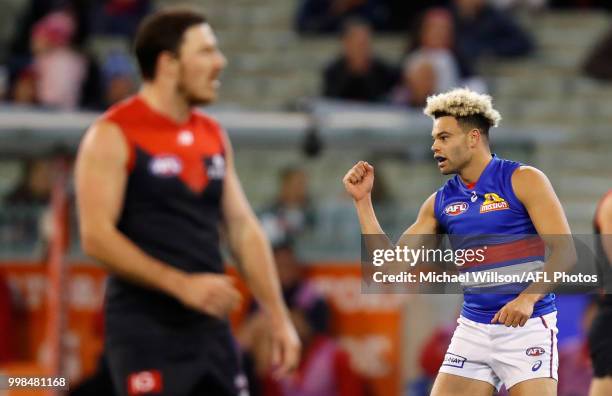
[491, 294, 537, 327]
[270, 316, 301, 378]
[343, 161, 374, 202]
[175, 273, 242, 319]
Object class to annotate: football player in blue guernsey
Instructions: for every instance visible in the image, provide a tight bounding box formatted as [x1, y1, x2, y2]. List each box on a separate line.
[343, 88, 576, 396]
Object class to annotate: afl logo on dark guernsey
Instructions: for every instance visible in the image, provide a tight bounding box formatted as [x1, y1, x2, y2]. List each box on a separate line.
[149, 155, 182, 177]
[445, 202, 469, 216]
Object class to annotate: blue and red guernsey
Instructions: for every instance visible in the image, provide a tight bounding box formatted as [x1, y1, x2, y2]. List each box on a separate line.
[100, 96, 228, 339]
[434, 155, 556, 324]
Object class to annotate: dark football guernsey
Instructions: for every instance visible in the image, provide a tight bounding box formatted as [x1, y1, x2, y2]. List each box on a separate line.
[101, 96, 228, 341]
[594, 190, 612, 307]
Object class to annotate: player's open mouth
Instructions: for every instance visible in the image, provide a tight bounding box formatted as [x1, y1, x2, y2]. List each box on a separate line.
[434, 155, 447, 166]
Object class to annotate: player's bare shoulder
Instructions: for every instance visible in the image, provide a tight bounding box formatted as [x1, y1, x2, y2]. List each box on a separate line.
[511, 165, 554, 202]
[422, 192, 438, 215]
[512, 165, 548, 182]
[597, 191, 612, 229]
[77, 120, 128, 167]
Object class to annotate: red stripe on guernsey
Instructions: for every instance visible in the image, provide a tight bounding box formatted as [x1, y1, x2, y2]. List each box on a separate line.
[461, 237, 545, 270]
[465, 182, 476, 189]
[540, 316, 548, 329]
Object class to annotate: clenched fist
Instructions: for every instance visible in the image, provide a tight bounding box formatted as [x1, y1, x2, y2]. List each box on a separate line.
[343, 161, 374, 201]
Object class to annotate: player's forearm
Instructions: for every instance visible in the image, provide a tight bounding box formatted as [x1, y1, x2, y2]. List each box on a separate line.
[602, 234, 612, 266]
[81, 225, 186, 298]
[354, 194, 403, 272]
[231, 218, 289, 322]
[354, 195, 385, 235]
[521, 236, 577, 298]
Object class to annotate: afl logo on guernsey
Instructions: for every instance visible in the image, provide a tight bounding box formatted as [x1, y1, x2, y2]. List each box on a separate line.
[480, 193, 510, 213]
[149, 155, 182, 177]
[445, 202, 469, 216]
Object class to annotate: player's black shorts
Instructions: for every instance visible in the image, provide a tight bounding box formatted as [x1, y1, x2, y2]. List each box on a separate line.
[105, 315, 247, 396]
[588, 306, 612, 378]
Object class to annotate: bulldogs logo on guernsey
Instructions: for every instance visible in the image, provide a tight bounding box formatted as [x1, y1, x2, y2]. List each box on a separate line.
[480, 193, 510, 213]
[433, 155, 556, 324]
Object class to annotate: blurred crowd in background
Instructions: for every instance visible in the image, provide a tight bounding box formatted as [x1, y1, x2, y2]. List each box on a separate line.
[0, 1, 611, 396]
[0, 0, 149, 110]
[1, 0, 612, 111]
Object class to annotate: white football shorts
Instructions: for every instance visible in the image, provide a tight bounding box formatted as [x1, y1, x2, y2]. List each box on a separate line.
[438, 311, 558, 391]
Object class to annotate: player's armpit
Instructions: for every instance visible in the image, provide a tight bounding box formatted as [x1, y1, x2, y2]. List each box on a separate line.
[367, 193, 441, 278]
[397, 192, 440, 249]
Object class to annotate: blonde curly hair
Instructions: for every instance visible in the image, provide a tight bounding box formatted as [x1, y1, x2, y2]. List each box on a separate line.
[423, 88, 501, 128]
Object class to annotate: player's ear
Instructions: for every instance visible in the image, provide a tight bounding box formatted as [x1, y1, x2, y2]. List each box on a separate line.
[157, 51, 180, 79]
[468, 128, 480, 148]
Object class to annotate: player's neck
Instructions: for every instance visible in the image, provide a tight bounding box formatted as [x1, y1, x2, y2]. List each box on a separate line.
[459, 152, 493, 185]
[139, 83, 191, 124]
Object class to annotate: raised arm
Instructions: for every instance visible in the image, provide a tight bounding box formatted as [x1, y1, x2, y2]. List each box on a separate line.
[220, 131, 300, 376]
[343, 160, 439, 241]
[343, 160, 440, 285]
[76, 121, 240, 319]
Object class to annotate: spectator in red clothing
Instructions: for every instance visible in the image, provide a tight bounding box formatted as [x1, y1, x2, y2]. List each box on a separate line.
[407, 325, 453, 395]
[239, 242, 365, 396]
[262, 328, 365, 396]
